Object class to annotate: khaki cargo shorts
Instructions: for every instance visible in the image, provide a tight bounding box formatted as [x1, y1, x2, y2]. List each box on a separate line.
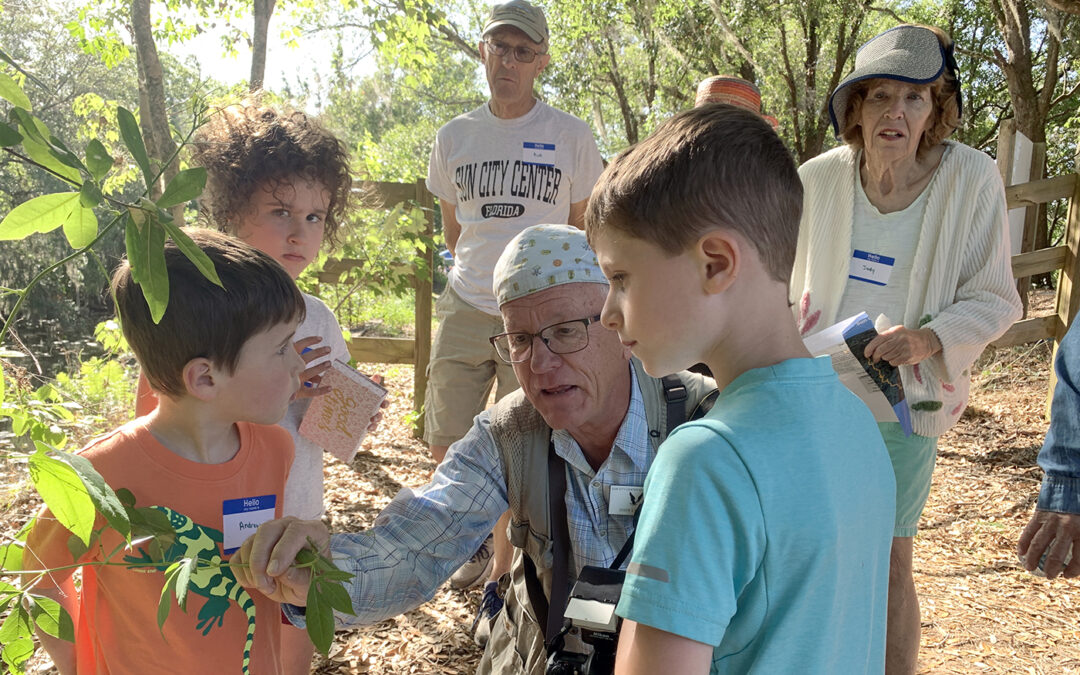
[423, 286, 519, 446]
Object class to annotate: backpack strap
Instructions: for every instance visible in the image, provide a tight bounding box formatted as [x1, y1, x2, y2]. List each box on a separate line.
[661, 373, 688, 437]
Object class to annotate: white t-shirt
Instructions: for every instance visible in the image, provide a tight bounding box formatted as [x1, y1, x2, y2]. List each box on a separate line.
[280, 292, 352, 520]
[837, 162, 932, 328]
[427, 100, 604, 314]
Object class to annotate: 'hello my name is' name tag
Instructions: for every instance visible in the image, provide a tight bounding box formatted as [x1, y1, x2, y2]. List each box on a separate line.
[522, 142, 555, 167]
[609, 485, 644, 516]
[848, 249, 894, 287]
[222, 495, 276, 554]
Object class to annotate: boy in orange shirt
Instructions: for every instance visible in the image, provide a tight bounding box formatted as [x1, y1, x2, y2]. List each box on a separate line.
[24, 229, 305, 674]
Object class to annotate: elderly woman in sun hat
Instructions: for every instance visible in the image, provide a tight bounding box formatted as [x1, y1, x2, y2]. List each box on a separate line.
[790, 24, 1021, 674]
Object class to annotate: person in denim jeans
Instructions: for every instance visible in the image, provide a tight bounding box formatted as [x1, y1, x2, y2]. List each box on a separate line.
[1018, 320, 1080, 579]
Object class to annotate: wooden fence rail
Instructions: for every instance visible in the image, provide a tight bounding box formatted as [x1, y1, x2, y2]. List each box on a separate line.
[992, 172, 1080, 351]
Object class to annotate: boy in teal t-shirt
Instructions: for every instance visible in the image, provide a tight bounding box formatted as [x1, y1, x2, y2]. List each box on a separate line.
[585, 105, 896, 674]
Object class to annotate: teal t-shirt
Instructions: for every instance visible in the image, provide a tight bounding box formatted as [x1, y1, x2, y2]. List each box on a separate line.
[616, 357, 895, 674]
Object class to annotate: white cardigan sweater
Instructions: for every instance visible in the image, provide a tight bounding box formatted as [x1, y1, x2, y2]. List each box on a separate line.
[792, 142, 1022, 437]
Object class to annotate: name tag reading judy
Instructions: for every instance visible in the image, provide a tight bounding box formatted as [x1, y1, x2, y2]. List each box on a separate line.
[222, 495, 276, 554]
[608, 485, 644, 516]
[848, 249, 894, 287]
[522, 142, 555, 167]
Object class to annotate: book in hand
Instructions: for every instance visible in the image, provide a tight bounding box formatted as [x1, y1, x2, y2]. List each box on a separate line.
[802, 312, 913, 436]
[299, 359, 388, 463]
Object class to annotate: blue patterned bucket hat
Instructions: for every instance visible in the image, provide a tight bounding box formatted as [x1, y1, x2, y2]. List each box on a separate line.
[494, 224, 607, 307]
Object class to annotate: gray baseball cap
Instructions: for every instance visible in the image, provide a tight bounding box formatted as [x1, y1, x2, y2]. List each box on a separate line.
[829, 25, 963, 137]
[483, 0, 549, 44]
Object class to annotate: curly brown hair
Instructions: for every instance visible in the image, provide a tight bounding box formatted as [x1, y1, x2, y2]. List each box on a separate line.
[840, 25, 961, 157]
[191, 103, 353, 248]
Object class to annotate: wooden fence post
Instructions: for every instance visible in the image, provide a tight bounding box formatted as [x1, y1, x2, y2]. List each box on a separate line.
[413, 179, 435, 439]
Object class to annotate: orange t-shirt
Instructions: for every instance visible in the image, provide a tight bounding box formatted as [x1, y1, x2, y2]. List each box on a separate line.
[25, 419, 294, 675]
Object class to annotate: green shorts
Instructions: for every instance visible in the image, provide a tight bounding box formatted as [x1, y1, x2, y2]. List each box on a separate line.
[879, 422, 938, 538]
[423, 286, 519, 446]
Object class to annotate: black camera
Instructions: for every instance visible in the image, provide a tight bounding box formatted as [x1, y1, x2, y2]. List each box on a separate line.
[545, 565, 624, 675]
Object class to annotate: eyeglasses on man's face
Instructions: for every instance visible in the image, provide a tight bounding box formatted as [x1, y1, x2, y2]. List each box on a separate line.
[490, 315, 602, 364]
[484, 39, 546, 64]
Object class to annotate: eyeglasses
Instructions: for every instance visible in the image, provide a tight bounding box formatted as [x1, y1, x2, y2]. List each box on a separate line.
[490, 315, 602, 364]
[484, 39, 546, 64]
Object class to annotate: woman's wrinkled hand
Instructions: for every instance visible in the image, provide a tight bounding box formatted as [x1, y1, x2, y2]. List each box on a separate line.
[864, 326, 941, 366]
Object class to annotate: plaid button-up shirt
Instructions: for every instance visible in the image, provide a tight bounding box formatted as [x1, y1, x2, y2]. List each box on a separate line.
[287, 365, 655, 627]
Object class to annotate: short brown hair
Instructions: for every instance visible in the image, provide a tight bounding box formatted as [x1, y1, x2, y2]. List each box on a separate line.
[840, 25, 961, 156]
[112, 228, 306, 398]
[585, 104, 802, 285]
[191, 103, 353, 248]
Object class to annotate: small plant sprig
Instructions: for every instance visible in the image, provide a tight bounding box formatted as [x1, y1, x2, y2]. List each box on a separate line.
[294, 539, 357, 655]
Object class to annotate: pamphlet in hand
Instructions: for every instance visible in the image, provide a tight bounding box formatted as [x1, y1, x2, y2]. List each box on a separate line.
[802, 312, 913, 436]
[299, 359, 388, 462]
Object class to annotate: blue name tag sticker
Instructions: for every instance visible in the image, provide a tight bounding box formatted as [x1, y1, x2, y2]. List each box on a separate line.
[523, 142, 555, 166]
[222, 495, 276, 554]
[848, 249, 895, 286]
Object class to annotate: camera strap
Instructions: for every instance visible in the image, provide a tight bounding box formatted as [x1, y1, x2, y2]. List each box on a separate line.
[526, 373, 706, 651]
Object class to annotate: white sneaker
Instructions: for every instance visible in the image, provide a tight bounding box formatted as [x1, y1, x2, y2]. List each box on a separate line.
[450, 533, 494, 590]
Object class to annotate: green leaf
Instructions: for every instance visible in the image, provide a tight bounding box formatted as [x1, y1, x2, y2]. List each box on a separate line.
[27, 446, 95, 547]
[117, 106, 152, 187]
[0, 71, 31, 110]
[9, 108, 46, 145]
[1, 634, 33, 674]
[116, 487, 137, 508]
[157, 562, 179, 634]
[124, 211, 169, 323]
[27, 595, 75, 642]
[305, 576, 335, 656]
[160, 219, 222, 288]
[60, 451, 130, 540]
[0, 47, 46, 90]
[174, 557, 197, 610]
[317, 578, 355, 616]
[0, 542, 23, 571]
[0, 603, 31, 643]
[85, 139, 113, 181]
[0, 192, 78, 241]
[21, 134, 80, 183]
[127, 506, 175, 561]
[0, 120, 21, 147]
[79, 180, 102, 208]
[62, 205, 98, 249]
[314, 567, 353, 583]
[157, 168, 206, 209]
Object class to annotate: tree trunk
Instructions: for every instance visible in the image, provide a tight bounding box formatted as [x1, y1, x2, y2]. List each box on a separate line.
[990, 0, 1063, 285]
[777, 0, 870, 163]
[130, 0, 183, 224]
[250, 0, 277, 91]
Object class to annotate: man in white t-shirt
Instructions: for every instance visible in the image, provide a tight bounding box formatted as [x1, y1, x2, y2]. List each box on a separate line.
[424, 0, 605, 633]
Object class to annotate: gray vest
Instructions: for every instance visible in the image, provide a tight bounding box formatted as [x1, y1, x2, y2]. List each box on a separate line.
[476, 359, 715, 674]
